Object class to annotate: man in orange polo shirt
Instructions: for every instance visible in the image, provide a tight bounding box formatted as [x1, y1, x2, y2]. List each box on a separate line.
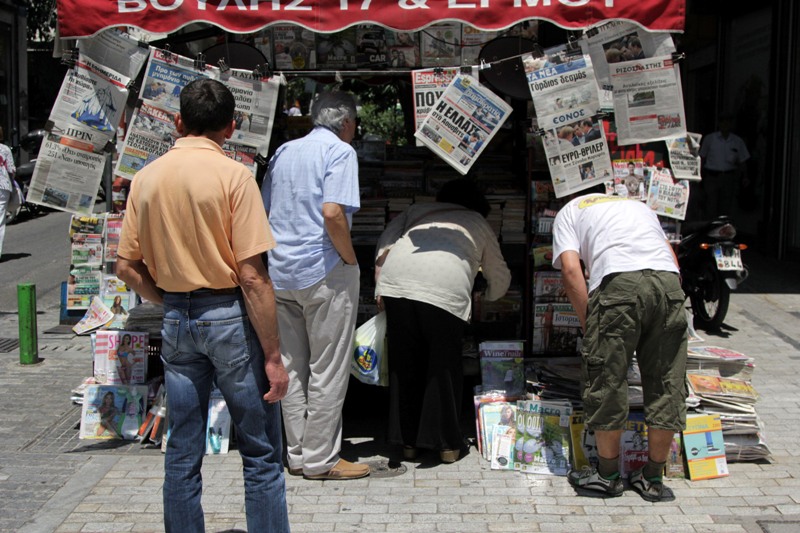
[116, 78, 289, 533]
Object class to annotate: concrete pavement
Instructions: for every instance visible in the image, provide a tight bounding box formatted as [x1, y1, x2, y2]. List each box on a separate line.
[1, 249, 799, 533]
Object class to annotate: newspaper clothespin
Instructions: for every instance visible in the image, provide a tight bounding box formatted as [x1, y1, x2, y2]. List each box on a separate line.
[433, 67, 444, 76]
[262, 60, 273, 78]
[217, 58, 230, 74]
[533, 128, 546, 137]
[254, 154, 268, 167]
[671, 52, 686, 63]
[61, 47, 79, 68]
[194, 53, 207, 72]
[252, 65, 263, 79]
[103, 139, 116, 154]
[460, 66, 472, 75]
[335, 71, 343, 83]
[137, 39, 150, 50]
[160, 44, 177, 64]
[479, 59, 491, 71]
[127, 80, 139, 94]
[585, 27, 600, 39]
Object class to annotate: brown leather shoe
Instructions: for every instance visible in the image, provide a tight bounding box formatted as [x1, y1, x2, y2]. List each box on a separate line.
[439, 449, 461, 463]
[286, 466, 303, 476]
[303, 459, 370, 480]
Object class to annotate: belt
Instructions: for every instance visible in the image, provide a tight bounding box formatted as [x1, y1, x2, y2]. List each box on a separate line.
[165, 287, 240, 296]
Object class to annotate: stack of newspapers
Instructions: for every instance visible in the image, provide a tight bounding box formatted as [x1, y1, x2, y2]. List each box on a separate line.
[685, 345, 771, 462]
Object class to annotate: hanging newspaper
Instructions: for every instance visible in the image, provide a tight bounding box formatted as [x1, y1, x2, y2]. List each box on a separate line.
[666, 133, 703, 180]
[221, 69, 282, 175]
[115, 48, 216, 179]
[139, 48, 217, 113]
[523, 47, 611, 198]
[26, 135, 107, 216]
[411, 67, 477, 147]
[79, 28, 150, 79]
[607, 159, 648, 200]
[646, 167, 690, 220]
[414, 74, 512, 175]
[580, 21, 676, 112]
[115, 102, 178, 180]
[610, 55, 687, 145]
[47, 53, 130, 152]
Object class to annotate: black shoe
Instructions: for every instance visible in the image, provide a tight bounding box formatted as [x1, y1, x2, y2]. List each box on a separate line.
[567, 466, 624, 497]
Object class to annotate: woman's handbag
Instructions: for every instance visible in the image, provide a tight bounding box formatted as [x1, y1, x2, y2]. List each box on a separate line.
[351, 311, 389, 386]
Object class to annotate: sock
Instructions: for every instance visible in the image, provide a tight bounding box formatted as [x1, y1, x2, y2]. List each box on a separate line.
[643, 458, 666, 480]
[598, 455, 620, 479]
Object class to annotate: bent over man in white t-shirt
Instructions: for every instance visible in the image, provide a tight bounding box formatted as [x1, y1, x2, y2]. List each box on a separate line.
[552, 193, 687, 502]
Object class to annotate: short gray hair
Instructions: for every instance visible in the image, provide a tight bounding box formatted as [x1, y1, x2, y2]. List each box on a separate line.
[311, 91, 357, 134]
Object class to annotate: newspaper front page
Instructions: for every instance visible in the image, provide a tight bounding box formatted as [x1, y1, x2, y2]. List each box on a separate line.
[580, 21, 676, 111]
[27, 136, 107, 215]
[140, 48, 216, 113]
[666, 133, 703, 180]
[414, 74, 512, 175]
[411, 67, 477, 147]
[222, 69, 282, 175]
[646, 167, 690, 220]
[79, 28, 150, 79]
[523, 48, 612, 198]
[610, 55, 687, 145]
[115, 102, 178, 180]
[47, 54, 130, 152]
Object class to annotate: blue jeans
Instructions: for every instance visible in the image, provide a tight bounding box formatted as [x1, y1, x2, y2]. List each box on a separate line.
[161, 290, 289, 533]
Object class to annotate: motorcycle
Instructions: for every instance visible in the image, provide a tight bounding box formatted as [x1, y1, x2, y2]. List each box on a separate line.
[6, 129, 46, 224]
[677, 216, 749, 330]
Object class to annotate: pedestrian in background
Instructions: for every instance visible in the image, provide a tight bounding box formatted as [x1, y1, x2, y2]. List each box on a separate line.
[0, 126, 16, 260]
[117, 78, 289, 532]
[374, 178, 511, 464]
[552, 192, 687, 502]
[699, 112, 750, 219]
[263, 90, 369, 480]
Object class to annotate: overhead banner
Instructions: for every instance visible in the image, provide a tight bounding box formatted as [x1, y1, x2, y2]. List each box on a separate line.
[57, 0, 685, 39]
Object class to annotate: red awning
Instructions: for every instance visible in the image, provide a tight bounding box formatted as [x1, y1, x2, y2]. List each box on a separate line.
[57, 0, 684, 39]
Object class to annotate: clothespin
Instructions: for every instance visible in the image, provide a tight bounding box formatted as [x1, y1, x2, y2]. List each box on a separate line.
[103, 139, 116, 154]
[433, 67, 444, 76]
[262, 60, 273, 78]
[670, 52, 686, 63]
[44, 120, 56, 133]
[217, 58, 230, 74]
[460, 66, 472, 75]
[126, 80, 138, 94]
[194, 53, 206, 72]
[161, 44, 177, 63]
[61, 47, 79, 68]
[254, 154, 268, 166]
[252, 65, 263, 79]
[479, 59, 491, 71]
[137, 39, 149, 50]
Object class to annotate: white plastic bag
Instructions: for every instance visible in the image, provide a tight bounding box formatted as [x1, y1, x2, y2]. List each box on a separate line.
[351, 311, 388, 386]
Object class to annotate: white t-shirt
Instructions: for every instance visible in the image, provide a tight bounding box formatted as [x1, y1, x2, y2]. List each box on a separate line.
[552, 194, 678, 292]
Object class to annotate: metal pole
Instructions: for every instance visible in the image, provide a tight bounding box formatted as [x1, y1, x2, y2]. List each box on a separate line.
[17, 283, 38, 364]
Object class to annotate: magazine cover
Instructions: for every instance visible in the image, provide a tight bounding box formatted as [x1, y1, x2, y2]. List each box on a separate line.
[514, 399, 572, 476]
[386, 30, 419, 67]
[478, 401, 517, 461]
[273, 24, 317, 70]
[620, 410, 649, 476]
[490, 425, 516, 470]
[461, 25, 498, 66]
[569, 412, 598, 470]
[531, 303, 581, 354]
[67, 265, 104, 310]
[79, 384, 148, 440]
[420, 23, 461, 67]
[533, 271, 568, 302]
[207, 388, 232, 455]
[478, 341, 526, 397]
[355, 25, 389, 66]
[683, 413, 729, 480]
[98, 330, 148, 385]
[316, 28, 357, 69]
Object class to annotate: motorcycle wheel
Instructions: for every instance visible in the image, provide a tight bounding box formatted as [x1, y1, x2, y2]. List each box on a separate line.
[690, 262, 731, 330]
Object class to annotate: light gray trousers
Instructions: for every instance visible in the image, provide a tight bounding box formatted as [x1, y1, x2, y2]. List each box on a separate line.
[275, 261, 360, 475]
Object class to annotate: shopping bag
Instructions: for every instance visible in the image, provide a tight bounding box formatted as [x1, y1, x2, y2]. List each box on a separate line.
[351, 311, 389, 386]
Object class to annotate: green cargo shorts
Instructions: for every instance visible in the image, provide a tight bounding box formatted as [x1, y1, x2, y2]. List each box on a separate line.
[581, 270, 688, 432]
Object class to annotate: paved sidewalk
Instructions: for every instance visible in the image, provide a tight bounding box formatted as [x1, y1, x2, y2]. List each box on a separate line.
[1, 251, 799, 533]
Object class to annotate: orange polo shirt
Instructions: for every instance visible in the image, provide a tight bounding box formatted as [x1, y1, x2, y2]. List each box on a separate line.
[118, 136, 275, 292]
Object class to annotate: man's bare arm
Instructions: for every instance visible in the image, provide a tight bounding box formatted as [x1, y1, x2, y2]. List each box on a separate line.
[323, 201, 357, 265]
[116, 256, 164, 305]
[238, 255, 288, 403]
[559, 251, 589, 332]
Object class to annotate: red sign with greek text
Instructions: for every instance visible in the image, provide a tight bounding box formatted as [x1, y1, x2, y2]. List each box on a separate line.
[57, 0, 684, 39]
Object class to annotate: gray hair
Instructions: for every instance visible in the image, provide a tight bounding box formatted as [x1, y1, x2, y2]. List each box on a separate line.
[311, 91, 357, 134]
